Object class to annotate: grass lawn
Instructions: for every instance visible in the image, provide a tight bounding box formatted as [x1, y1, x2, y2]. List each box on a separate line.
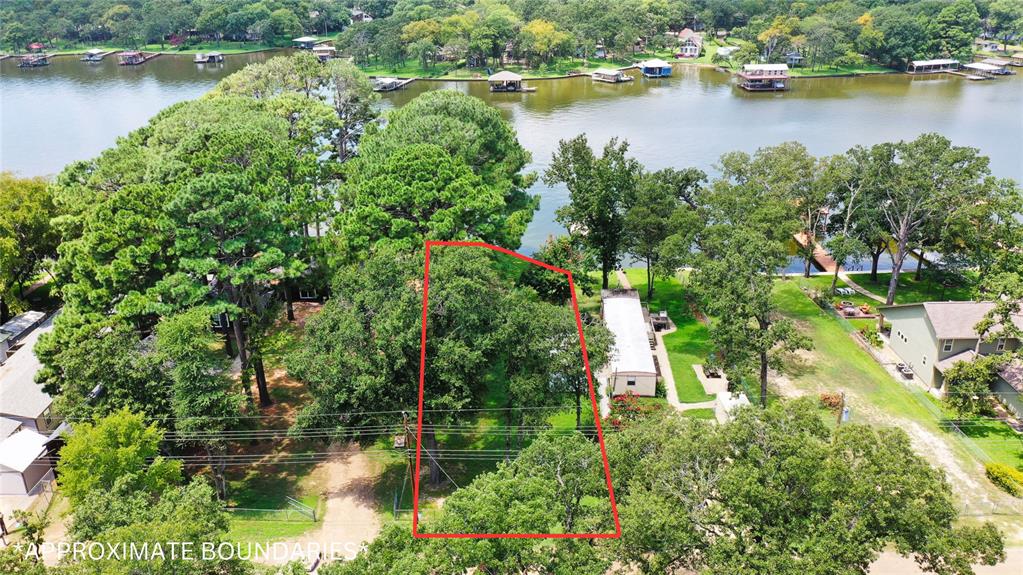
[681, 408, 715, 419]
[848, 271, 977, 304]
[623, 268, 715, 404]
[47, 41, 279, 55]
[225, 518, 319, 542]
[790, 274, 879, 312]
[575, 271, 618, 316]
[788, 62, 893, 76]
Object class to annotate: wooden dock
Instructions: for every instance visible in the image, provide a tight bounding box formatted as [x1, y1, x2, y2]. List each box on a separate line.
[793, 232, 839, 273]
[948, 71, 991, 81]
[371, 77, 416, 92]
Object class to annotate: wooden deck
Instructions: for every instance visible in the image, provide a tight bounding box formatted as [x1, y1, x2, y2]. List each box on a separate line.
[793, 232, 839, 273]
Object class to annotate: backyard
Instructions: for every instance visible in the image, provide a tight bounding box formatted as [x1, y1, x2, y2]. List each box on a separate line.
[850, 270, 978, 304]
[623, 268, 715, 404]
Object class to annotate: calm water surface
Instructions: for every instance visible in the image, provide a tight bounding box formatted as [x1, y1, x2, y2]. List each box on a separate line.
[2, 54, 1020, 255]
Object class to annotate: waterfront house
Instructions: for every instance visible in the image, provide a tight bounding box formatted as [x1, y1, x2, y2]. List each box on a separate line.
[292, 36, 317, 50]
[907, 59, 959, 74]
[117, 51, 145, 65]
[601, 290, 658, 397]
[879, 301, 1022, 415]
[312, 45, 336, 62]
[1012, 53, 1023, 66]
[737, 63, 789, 91]
[488, 70, 527, 92]
[0, 311, 45, 365]
[0, 428, 53, 496]
[785, 50, 804, 67]
[675, 29, 702, 58]
[591, 68, 632, 83]
[351, 8, 373, 23]
[638, 58, 672, 78]
[81, 48, 105, 62]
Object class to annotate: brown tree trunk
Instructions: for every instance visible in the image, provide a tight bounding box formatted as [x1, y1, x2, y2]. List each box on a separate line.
[759, 349, 769, 408]
[207, 445, 228, 499]
[253, 355, 272, 407]
[0, 297, 9, 324]
[830, 266, 841, 292]
[870, 248, 882, 282]
[285, 283, 295, 322]
[646, 257, 654, 300]
[232, 318, 253, 402]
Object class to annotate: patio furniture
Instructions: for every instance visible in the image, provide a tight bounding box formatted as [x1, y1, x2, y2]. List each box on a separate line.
[900, 367, 914, 379]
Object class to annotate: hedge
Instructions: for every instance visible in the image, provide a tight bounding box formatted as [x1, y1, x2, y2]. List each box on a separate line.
[985, 463, 1023, 497]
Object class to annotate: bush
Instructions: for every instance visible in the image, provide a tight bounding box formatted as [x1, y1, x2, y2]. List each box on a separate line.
[985, 463, 1023, 497]
[655, 378, 667, 399]
[819, 392, 843, 412]
[859, 326, 882, 348]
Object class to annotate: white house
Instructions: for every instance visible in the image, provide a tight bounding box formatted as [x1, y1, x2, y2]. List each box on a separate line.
[0, 428, 52, 495]
[601, 290, 658, 396]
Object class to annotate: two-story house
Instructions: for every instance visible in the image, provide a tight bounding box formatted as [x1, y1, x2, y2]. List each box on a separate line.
[879, 301, 1022, 415]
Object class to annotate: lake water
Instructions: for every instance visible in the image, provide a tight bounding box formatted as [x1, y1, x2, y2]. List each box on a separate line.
[2, 53, 1021, 260]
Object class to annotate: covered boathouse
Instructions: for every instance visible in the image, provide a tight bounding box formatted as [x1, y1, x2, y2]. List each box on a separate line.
[907, 59, 959, 74]
[488, 70, 530, 92]
[638, 58, 672, 78]
[737, 63, 789, 91]
[601, 290, 658, 397]
[591, 68, 632, 83]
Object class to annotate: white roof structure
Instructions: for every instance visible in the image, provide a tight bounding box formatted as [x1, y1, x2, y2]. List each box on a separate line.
[292, 36, 317, 43]
[911, 59, 958, 66]
[602, 293, 656, 376]
[981, 58, 1010, 66]
[640, 58, 670, 68]
[717, 46, 739, 56]
[312, 45, 336, 51]
[85, 48, 103, 55]
[489, 70, 522, 82]
[0, 311, 45, 342]
[963, 62, 1001, 72]
[0, 313, 55, 419]
[0, 417, 22, 441]
[592, 68, 623, 76]
[0, 429, 48, 473]
[743, 63, 789, 71]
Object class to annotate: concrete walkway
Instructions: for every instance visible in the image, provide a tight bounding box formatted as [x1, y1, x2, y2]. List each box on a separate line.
[838, 272, 886, 303]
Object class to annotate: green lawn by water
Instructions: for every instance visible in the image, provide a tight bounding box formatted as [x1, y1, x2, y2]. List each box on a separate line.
[623, 269, 715, 404]
[849, 271, 977, 305]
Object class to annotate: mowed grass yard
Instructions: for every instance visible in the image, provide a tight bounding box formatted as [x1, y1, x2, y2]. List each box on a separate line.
[623, 268, 715, 404]
[849, 271, 977, 304]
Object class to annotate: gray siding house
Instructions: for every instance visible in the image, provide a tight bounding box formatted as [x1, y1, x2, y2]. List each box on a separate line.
[879, 301, 1022, 415]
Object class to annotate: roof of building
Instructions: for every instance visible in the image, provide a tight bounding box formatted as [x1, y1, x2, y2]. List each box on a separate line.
[0, 429, 48, 473]
[0, 311, 45, 342]
[312, 45, 336, 51]
[293, 36, 317, 43]
[0, 417, 22, 442]
[489, 70, 522, 81]
[911, 59, 959, 66]
[964, 62, 1001, 72]
[743, 63, 789, 71]
[602, 291, 656, 376]
[85, 48, 103, 55]
[0, 313, 55, 419]
[999, 360, 1023, 393]
[880, 301, 1023, 340]
[640, 58, 670, 68]
[980, 58, 1010, 66]
[678, 29, 703, 45]
[717, 46, 739, 55]
[592, 68, 623, 76]
[935, 349, 976, 374]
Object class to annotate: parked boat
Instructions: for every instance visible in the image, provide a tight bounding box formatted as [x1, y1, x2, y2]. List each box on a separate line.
[18, 54, 48, 68]
[591, 68, 633, 83]
[81, 48, 105, 62]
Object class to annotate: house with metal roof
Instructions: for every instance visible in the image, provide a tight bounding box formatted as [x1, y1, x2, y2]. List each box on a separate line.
[879, 301, 1022, 414]
[0, 428, 53, 495]
[601, 290, 658, 397]
[0, 313, 56, 433]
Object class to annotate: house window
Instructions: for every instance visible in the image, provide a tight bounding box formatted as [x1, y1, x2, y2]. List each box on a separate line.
[211, 314, 224, 329]
[942, 341, 953, 353]
[626, 377, 636, 387]
[996, 338, 1006, 352]
[299, 288, 318, 300]
[922, 355, 927, 366]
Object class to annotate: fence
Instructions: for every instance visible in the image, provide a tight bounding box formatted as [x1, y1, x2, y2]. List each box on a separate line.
[224, 496, 318, 522]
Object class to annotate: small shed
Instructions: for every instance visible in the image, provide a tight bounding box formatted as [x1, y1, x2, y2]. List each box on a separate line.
[292, 36, 317, 50]
[488, 70, 525, 92]
[907, 59, 959, 74]
[591, 68, 632, 83]
[638, 58, 672, 78]
[602, 290, 658, 397]
[0, 429, 52, 495]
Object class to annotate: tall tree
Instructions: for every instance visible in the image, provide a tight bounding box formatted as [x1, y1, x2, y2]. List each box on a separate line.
[545, 136, 641, 289]
[624, 170, 682, 299]
[0, 172, 58, 323]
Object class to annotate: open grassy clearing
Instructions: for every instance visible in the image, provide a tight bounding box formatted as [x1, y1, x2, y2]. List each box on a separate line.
[623, 268, 715, 404]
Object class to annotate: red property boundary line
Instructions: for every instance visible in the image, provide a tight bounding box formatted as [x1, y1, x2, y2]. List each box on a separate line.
[412, 240, 622, 539]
